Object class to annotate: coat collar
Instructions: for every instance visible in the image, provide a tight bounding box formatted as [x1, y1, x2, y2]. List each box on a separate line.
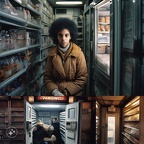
[48, 42, 81, 57]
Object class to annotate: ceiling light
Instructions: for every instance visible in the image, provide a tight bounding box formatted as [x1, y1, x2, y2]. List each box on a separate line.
[90, 0, 96, 6]
[96, 0, 109, 8]
[56, 1, 83, 5]
[38, 105, 60, 108]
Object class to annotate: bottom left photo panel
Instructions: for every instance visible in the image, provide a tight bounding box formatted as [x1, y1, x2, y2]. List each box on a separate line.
[0, 96, 94, 144]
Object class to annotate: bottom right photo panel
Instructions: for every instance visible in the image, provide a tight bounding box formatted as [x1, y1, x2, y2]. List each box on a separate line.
[96, 96, 144, 144]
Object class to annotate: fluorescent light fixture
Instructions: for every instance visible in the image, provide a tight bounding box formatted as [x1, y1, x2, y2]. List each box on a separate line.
[56, 1, 82, 5]
[38, 105, 60, 108]
[96, 0, 109, 8]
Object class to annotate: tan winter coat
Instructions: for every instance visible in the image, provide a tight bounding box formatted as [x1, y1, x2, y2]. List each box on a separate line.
[44, 42, 88, 96]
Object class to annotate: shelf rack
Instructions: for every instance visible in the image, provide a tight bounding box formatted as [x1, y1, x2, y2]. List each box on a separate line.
[0, 0, 54, 96]
[59, 111, 66, 143]
[122, 96, 140, 144]
[0, 98, 25, 143]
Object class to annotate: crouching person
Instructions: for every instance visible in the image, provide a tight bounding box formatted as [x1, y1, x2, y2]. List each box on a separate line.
[33, 119, 56, 144]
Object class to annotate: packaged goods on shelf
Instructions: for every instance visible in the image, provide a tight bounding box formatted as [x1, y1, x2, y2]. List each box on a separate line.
[105, 16, 110, 23]
[98, 35, 109, 43]
[105, 25, 110, 31]
[0, 0, 18, 16]
[99, 16, 105, 22]
[0, 55, 24, 82]
[122, 96, 140, 144]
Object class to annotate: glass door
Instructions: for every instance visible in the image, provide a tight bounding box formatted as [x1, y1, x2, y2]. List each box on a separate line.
[93, 0, 112, 96]
[121, 0, 142, 96]
[93, 0, 121, 95]
[107, 116, 115, 144]
[95, 0, 110, 76]
[106, 114, 119, 144]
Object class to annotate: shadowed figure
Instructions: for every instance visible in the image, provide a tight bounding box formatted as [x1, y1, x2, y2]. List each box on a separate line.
[51, 117, 63, 144]
[33, 119, 56, 144]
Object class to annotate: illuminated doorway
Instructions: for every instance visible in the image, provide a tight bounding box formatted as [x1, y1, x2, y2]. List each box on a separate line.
[106, 114, 119, 144]
[107, 116, 115, 144]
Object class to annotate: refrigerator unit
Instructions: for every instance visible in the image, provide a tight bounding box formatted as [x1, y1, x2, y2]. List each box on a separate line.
[93, 0, 112, 95]
[121, 0, 144, 96]
[93, 0, 144, 96]
[92, 0, 121, 95]
[24, 99, 92, 144]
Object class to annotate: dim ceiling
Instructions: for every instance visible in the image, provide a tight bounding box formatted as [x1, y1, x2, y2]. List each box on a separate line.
[47, 0, 86, 8]
[96, 96, 131, 107]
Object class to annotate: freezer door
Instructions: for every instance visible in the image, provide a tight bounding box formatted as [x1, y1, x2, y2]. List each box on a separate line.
[121, 0, 142, 96]
[24, 100, 33, 144]
[65, 102, 81, 144]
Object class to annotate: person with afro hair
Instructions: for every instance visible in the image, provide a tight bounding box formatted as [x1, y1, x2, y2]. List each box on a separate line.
[44, 17, 87, 96]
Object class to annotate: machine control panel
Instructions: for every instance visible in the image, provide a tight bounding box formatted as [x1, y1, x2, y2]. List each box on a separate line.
[66, 121, 77, 131]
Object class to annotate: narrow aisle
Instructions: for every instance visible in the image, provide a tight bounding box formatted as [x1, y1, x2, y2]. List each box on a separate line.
[95, 96, 144, 144]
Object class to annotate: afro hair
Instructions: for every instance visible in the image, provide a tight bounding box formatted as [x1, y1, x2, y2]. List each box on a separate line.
[49, 17, 78, 44]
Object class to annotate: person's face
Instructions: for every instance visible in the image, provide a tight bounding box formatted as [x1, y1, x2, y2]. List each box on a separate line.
[52, 118, 56, 123]
[57, 29, 71, 48]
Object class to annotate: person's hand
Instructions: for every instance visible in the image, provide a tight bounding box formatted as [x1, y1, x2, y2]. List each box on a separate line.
[52, 89, 64, 96]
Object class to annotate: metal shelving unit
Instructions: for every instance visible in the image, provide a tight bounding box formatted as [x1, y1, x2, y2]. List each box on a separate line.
[0, 108, 9, 143]
[59, 111, 66, 143]
[10, 108, 24, 143]
[77, 20, 83, 48]
[0, 98, 25, 144]
[0, 0, 54, 96]
[31, 108, 37, 129]
[122, 96, 140, 144]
